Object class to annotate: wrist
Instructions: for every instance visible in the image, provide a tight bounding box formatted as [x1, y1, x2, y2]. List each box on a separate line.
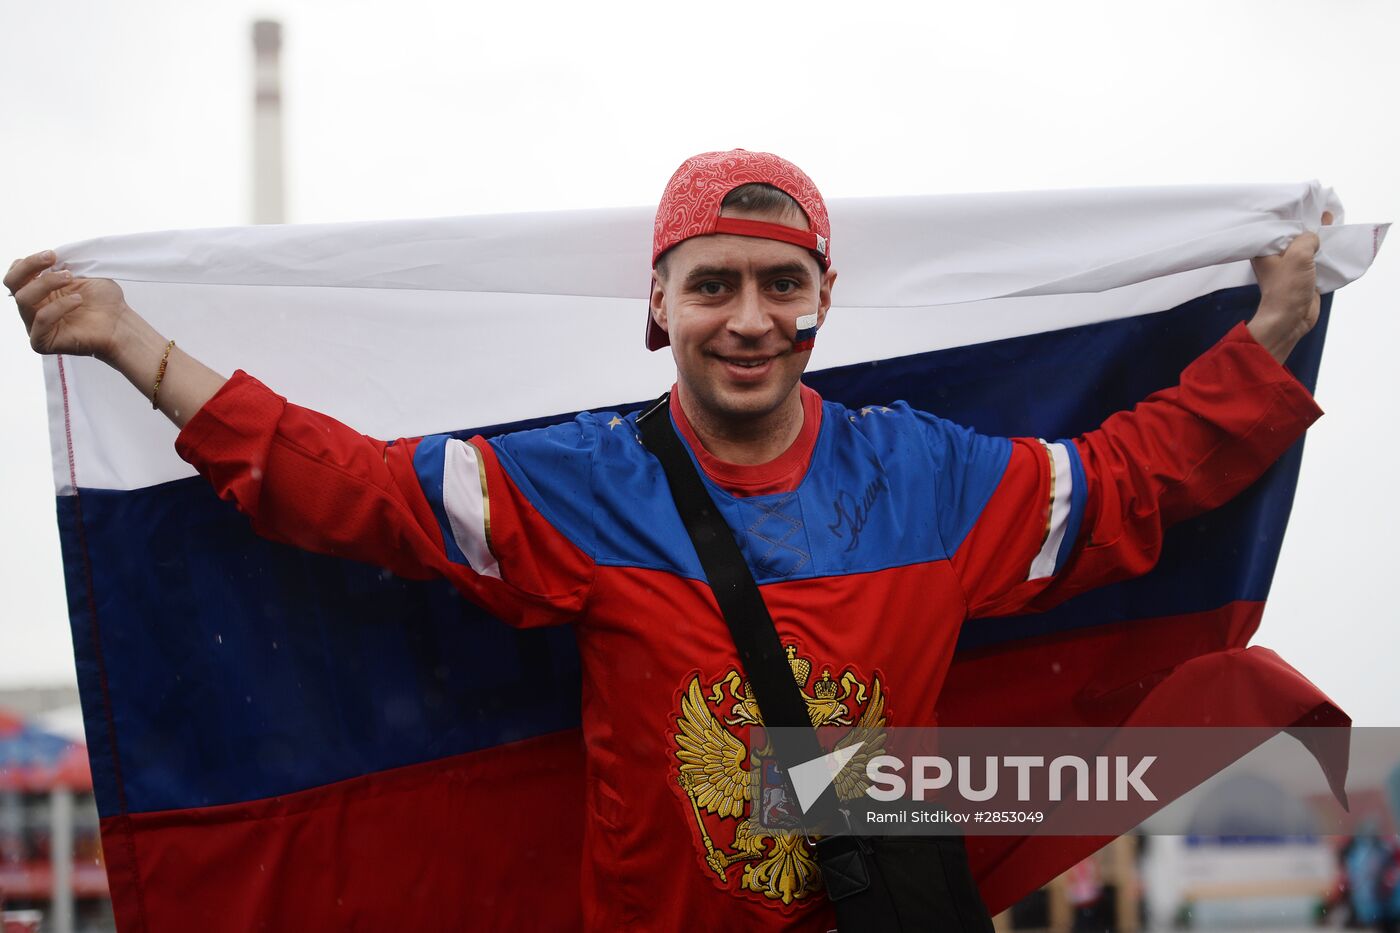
[1246, 303, 1306, 364]
[98, 305, 166, 379]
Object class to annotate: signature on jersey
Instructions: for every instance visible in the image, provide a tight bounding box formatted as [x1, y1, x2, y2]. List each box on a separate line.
[826, 475, 888, 551]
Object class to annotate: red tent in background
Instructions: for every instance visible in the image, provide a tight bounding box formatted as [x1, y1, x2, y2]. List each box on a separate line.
[0, 710, 91, 794]
[0, 708, 106, 906]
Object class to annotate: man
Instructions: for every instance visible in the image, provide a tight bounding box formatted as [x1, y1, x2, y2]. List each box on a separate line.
[10, 150, 1328, 930]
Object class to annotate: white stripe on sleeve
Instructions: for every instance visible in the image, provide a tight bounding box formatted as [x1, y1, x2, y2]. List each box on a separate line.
[1027, 440, 1074, 581]
[441, 439, 502, 580]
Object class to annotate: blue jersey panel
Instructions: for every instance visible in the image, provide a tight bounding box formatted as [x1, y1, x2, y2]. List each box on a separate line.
[482, 399, 1015, 585]
[487, 415, 601, 560]
[906, 409, 1013, 557]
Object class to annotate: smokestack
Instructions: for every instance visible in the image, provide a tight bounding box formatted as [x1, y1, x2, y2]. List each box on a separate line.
[252, 20, 285, 224]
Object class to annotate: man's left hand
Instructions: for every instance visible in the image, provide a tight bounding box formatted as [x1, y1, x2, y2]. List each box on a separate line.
[1247, 211, 1334, 363]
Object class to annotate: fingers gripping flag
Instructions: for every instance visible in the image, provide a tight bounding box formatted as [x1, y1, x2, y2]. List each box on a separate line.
[46, 185, 1384, 930]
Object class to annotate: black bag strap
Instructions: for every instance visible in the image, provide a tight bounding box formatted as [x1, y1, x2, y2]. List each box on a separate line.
[637, 393, 843, 829]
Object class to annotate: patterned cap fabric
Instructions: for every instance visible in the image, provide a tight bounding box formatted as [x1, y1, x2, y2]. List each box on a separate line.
[647, 149, 831, 350]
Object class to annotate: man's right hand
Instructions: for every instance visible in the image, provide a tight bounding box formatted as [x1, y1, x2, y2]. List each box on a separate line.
[8, 248, 228, 427]
[7, 250, 132, 362]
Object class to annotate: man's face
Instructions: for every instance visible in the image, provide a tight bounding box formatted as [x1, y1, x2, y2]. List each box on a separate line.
[649, 214, 835, 431]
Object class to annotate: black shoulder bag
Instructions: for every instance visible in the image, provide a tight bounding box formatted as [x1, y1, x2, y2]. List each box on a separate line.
[638, 394, 995, 933]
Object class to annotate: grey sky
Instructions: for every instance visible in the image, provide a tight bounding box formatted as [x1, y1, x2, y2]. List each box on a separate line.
[2, 0, 1396, 724]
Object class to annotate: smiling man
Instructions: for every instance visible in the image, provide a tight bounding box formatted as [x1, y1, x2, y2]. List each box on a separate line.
[648, 172, 835, 466]
[9, 149, 1329, 931]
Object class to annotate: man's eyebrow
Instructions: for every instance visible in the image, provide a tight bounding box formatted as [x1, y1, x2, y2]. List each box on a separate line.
[683, 264, 738, 285]
[682, 261, 814, 286]
[758, 261, 814, 282]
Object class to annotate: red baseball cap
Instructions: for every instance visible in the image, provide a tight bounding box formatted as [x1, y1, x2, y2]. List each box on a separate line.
[647, 149, 832, 351]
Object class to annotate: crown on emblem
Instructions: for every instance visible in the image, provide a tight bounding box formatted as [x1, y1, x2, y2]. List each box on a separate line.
[813, 668, 839, 700]
[785, 645, 811, 686]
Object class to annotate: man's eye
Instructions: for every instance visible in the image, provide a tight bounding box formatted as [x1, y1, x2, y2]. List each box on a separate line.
[699, 282, 725, 296]
[773, 279, 799, 294]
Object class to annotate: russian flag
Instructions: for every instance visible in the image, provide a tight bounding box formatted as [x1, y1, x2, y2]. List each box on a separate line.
[46, 184, 1385, 929]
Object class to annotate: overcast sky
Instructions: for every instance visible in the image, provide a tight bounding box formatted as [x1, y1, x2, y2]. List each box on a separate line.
[2, 0, 1396, 725]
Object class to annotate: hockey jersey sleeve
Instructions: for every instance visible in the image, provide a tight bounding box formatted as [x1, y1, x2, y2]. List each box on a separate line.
[932, 322, 1324, 619]
[174, 371, 596, 628]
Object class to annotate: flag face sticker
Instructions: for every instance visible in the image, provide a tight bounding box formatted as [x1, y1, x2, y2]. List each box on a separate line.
[45, 185, 1384, 930]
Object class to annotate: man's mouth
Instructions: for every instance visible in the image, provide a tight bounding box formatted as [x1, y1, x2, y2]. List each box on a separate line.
[713, 352, 779, 381]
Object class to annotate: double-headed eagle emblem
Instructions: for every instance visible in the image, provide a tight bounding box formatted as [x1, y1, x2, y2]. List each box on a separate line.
[672, 646, 887, 906]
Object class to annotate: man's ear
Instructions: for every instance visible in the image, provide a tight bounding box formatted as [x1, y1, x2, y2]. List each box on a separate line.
[816, 267, 837, 330]
[650, 273, 668, 333]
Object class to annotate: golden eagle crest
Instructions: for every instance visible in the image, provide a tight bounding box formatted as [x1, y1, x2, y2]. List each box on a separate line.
[671, 645, 887, 907]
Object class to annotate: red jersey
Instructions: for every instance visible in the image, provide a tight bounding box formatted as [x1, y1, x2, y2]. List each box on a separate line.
[175, 322, 1320, 929]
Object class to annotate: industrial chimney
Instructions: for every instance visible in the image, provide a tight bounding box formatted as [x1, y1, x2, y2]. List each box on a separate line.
[252, 20, 285, 224]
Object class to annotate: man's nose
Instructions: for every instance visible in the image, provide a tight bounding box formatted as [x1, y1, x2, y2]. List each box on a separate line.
[727, 282, 775, 341]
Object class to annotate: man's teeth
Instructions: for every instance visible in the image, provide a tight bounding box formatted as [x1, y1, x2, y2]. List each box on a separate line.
[729, 358, 767, 368]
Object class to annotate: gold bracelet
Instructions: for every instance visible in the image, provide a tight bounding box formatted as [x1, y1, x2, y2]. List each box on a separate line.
[152, 339, 176, 410]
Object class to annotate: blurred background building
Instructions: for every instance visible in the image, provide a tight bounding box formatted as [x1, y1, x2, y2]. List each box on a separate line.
[0, 688, 111, 933]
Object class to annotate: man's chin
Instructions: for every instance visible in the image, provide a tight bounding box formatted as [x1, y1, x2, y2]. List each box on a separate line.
[707, 385, 791, 423]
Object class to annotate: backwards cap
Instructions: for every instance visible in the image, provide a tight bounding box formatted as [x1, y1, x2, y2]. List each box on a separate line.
[647, 149, 832, 351]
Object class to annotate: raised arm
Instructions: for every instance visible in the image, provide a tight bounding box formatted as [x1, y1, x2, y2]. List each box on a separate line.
[8, 250, 225, 427]
[10, 252, 595, 628]
[943, 220, 1331, 618]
